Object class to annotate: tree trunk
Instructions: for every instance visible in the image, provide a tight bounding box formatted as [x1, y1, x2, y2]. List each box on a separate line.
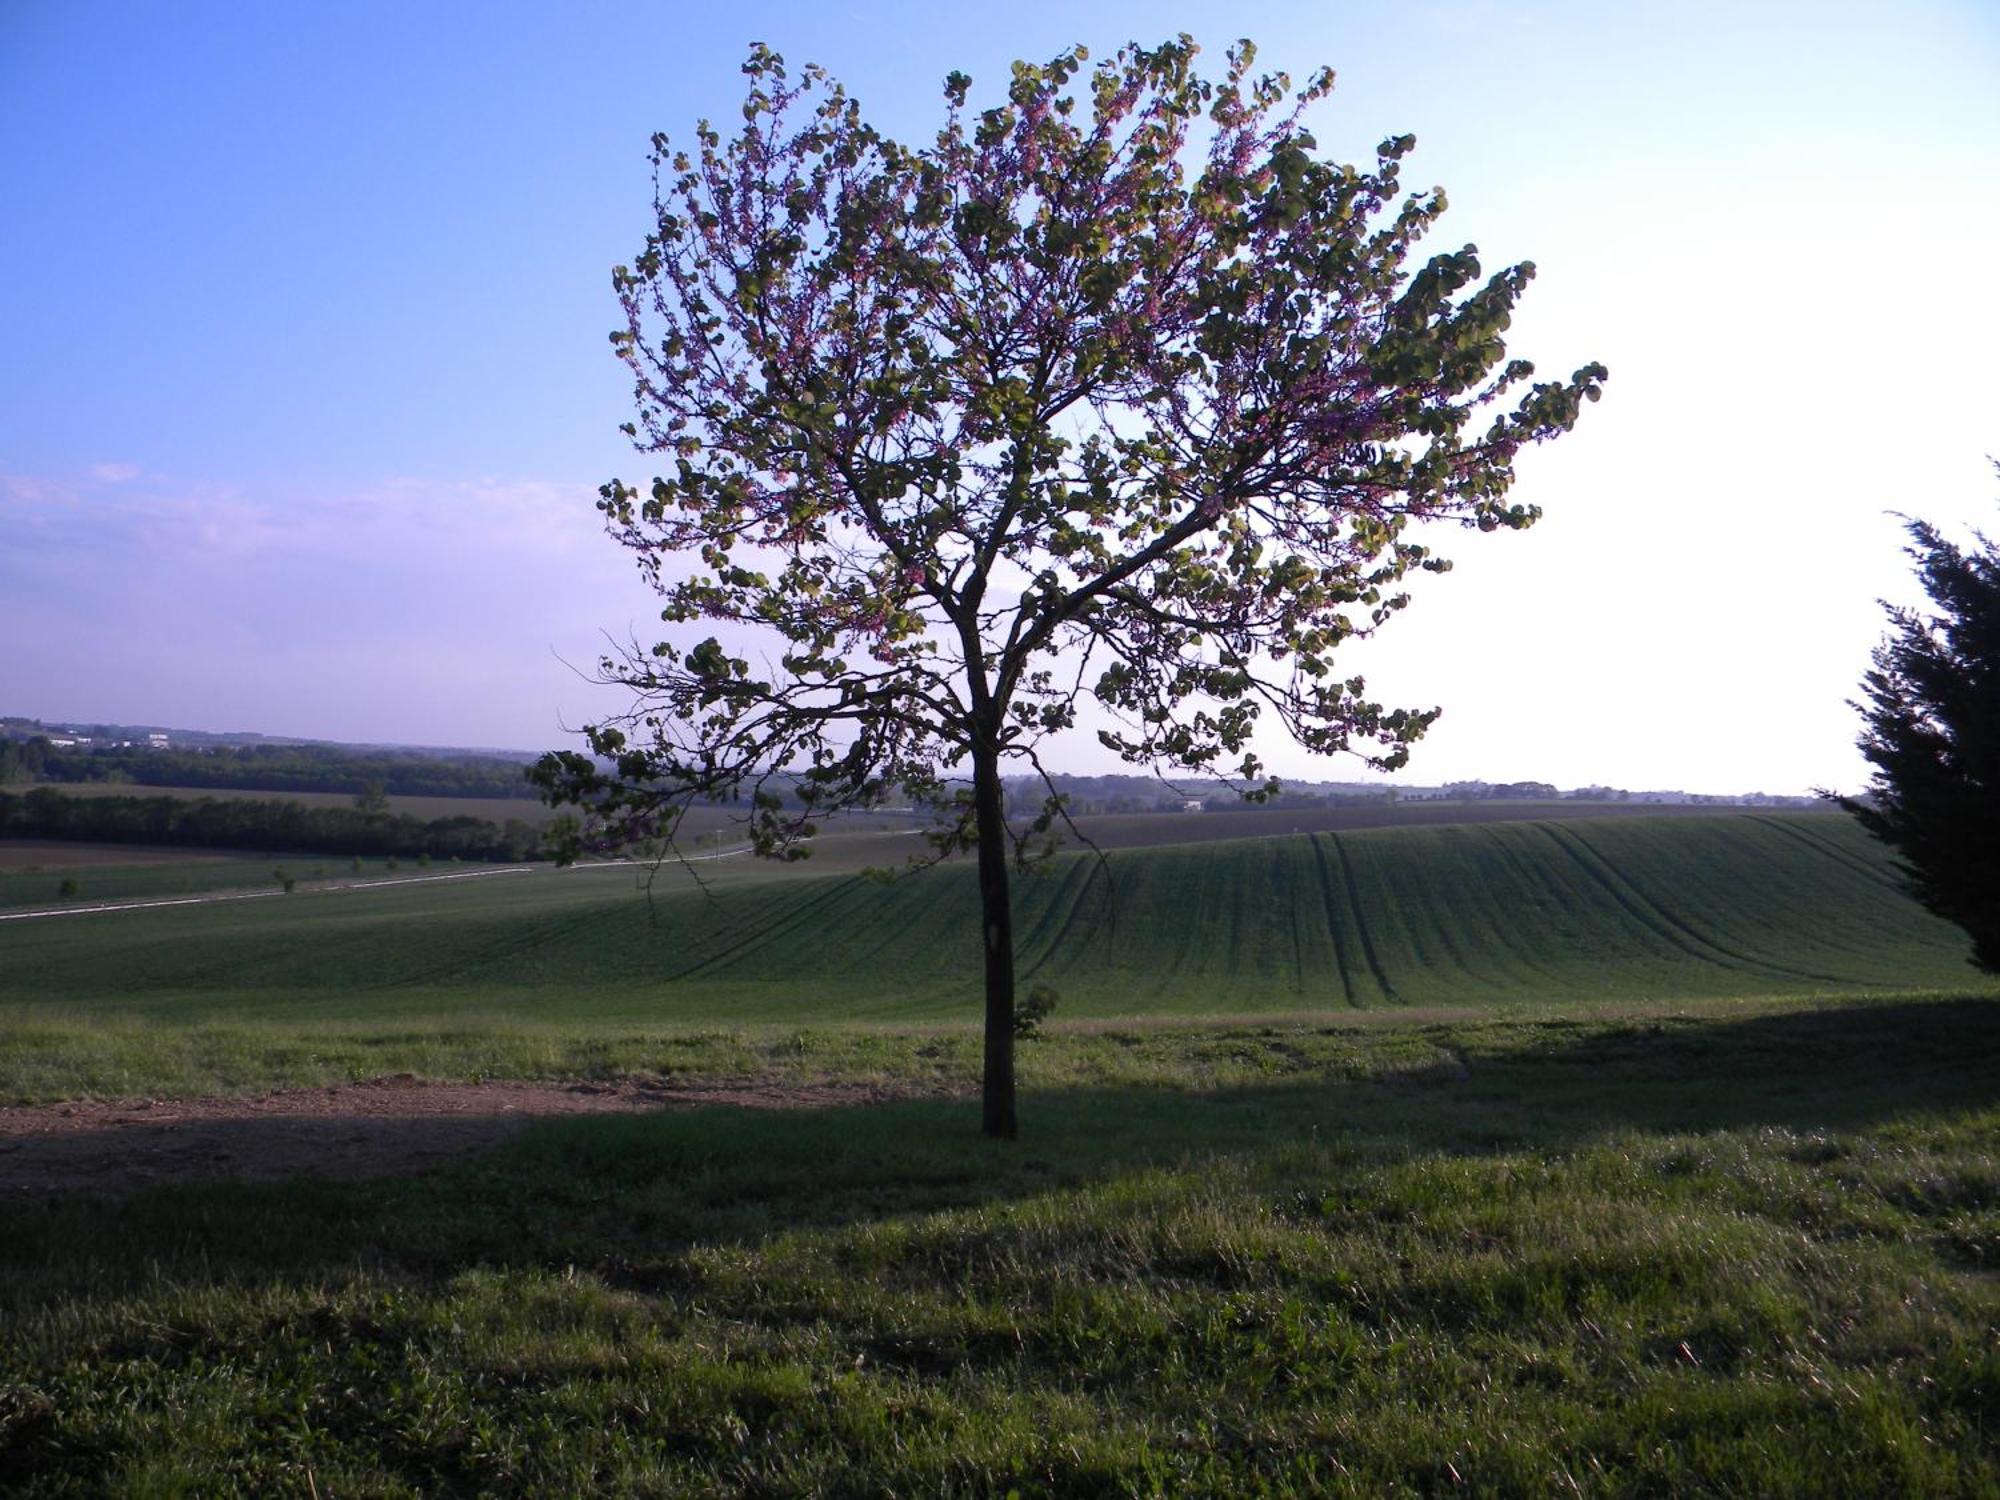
[969, 736, 1018, 1139]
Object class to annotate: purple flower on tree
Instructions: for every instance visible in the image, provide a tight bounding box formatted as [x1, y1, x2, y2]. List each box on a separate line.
[535, 37, 1605, 1138]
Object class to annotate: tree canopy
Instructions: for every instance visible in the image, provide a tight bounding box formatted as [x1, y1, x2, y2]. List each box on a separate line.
[536, 37, 1605, 1134]
[1840, 474, 2000, 972]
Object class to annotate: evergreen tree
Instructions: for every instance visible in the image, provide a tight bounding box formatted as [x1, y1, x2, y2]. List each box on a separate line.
[1840, 470, 2000, 972]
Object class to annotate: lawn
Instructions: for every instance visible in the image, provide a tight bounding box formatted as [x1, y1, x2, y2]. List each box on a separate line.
[1, 995, 1996, 1494]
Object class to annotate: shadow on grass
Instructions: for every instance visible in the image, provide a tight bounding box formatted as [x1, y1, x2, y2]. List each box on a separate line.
[4, 994, 1997, 1296]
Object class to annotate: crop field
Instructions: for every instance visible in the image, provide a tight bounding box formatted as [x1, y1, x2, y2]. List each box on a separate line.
[0, 813, 1975, 1037]
[1055, 796, 1793, 851]
[39, 780, 561, 826]
[22, 780, 1790, 846]
[34, 781, 917, 837]
[0, 840, 245, 872]
[0, 851, 426, 910]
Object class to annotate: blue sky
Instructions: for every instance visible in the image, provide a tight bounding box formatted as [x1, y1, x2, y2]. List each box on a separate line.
[4, 0, 1996, 789]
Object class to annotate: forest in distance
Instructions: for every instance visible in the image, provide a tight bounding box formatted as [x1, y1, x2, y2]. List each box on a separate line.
[0, 729, 540, 801]
[3, 715, 1818, 822]
[0, 787, 550, 863]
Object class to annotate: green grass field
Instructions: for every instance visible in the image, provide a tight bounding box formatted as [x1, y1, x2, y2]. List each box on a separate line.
[3, 811, 1996, 1493]
[2, 1000, 1997, 1493]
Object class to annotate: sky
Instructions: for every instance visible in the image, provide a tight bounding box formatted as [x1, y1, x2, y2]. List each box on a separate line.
[3, 0, 1996, 792]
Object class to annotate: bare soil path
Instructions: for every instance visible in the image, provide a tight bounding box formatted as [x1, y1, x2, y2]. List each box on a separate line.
[0, 841, 242, 871]
[0, 1074, 932, 1195]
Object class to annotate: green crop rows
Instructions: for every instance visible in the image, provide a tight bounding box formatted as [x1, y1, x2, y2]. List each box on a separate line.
[1, 814, 1974, 1032]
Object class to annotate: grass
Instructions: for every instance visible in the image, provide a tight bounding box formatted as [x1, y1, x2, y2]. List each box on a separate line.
[2, 995, 1997, 1493]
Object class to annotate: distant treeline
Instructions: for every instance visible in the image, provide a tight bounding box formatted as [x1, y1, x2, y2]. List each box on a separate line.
[1000, 774, 1397, 816]
[1439, 781, 1563, 801]
[0, 738, 538, 799]
[0, 789, 548, 861]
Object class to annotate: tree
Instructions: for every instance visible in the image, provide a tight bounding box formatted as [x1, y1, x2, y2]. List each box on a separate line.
[1838, 474, 2000, 972]
[535, 38, 1606, 1137]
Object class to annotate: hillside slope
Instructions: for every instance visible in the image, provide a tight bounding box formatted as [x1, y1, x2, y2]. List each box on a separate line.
[2, 814, 1981, 1023]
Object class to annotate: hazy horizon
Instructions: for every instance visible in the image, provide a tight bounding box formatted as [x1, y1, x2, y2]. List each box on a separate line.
[1, 704, 1834, 799]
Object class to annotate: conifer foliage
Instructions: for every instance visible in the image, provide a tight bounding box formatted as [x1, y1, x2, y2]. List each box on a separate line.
[537, 38, 1606, 1135]
[1841, 472, 2000, 973]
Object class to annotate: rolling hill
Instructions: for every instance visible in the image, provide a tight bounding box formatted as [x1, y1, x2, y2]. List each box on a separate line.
[0, 813, 1980, 1024]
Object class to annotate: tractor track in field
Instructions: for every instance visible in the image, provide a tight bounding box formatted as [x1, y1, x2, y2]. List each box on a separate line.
[1328, 834, 1400, 1004]
[1748, 815, 1905, 894]
[1019, 857, 1108, 983]
[660, 876, 864, 982]
[1307, 835, 1360, 1007]
[374, 903, 614, 992]
[1285, 842, 1312, 999]
[1539, 823, 1855, 986]
[0, 1073, 961, 1196]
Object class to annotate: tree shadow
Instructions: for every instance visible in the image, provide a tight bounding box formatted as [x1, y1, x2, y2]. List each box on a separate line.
[4, 994, 1996, 1295]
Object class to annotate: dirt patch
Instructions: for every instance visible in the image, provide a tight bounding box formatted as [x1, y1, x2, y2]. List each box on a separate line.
[0, 841, 238, 871]
[0, 1074, 935, 1195]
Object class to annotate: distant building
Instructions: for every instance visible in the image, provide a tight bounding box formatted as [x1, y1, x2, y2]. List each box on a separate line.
[147, 733, 169, 748]
[1182, 799, 1203, 813]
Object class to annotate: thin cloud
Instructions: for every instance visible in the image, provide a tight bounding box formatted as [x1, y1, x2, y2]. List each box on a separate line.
[2, 465, 608, 564]
[1, 461, 657, 748]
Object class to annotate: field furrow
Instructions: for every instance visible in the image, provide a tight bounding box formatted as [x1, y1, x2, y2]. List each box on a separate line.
[1749, 812, 1907, 894]
[1306, 832, 1361, 1006]
[1015, 856, 1105, 981]
[1328, 833, 1401, 1003]
[654, 877, 859, 981]
[1, 813, 1979, 1021]
[1547, 822, 1860, 985]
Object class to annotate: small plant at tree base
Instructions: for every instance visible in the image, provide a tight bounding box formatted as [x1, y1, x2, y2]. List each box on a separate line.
[57, 877, 78, 900]
[416, 852, 432, 869]
[1837, 470, 2000, 972]
[351, 857, 364, 874]
[536, 38, 1604, 1138]
[385, 858, 399, 872]
[1015, 983, 1059, 1040]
